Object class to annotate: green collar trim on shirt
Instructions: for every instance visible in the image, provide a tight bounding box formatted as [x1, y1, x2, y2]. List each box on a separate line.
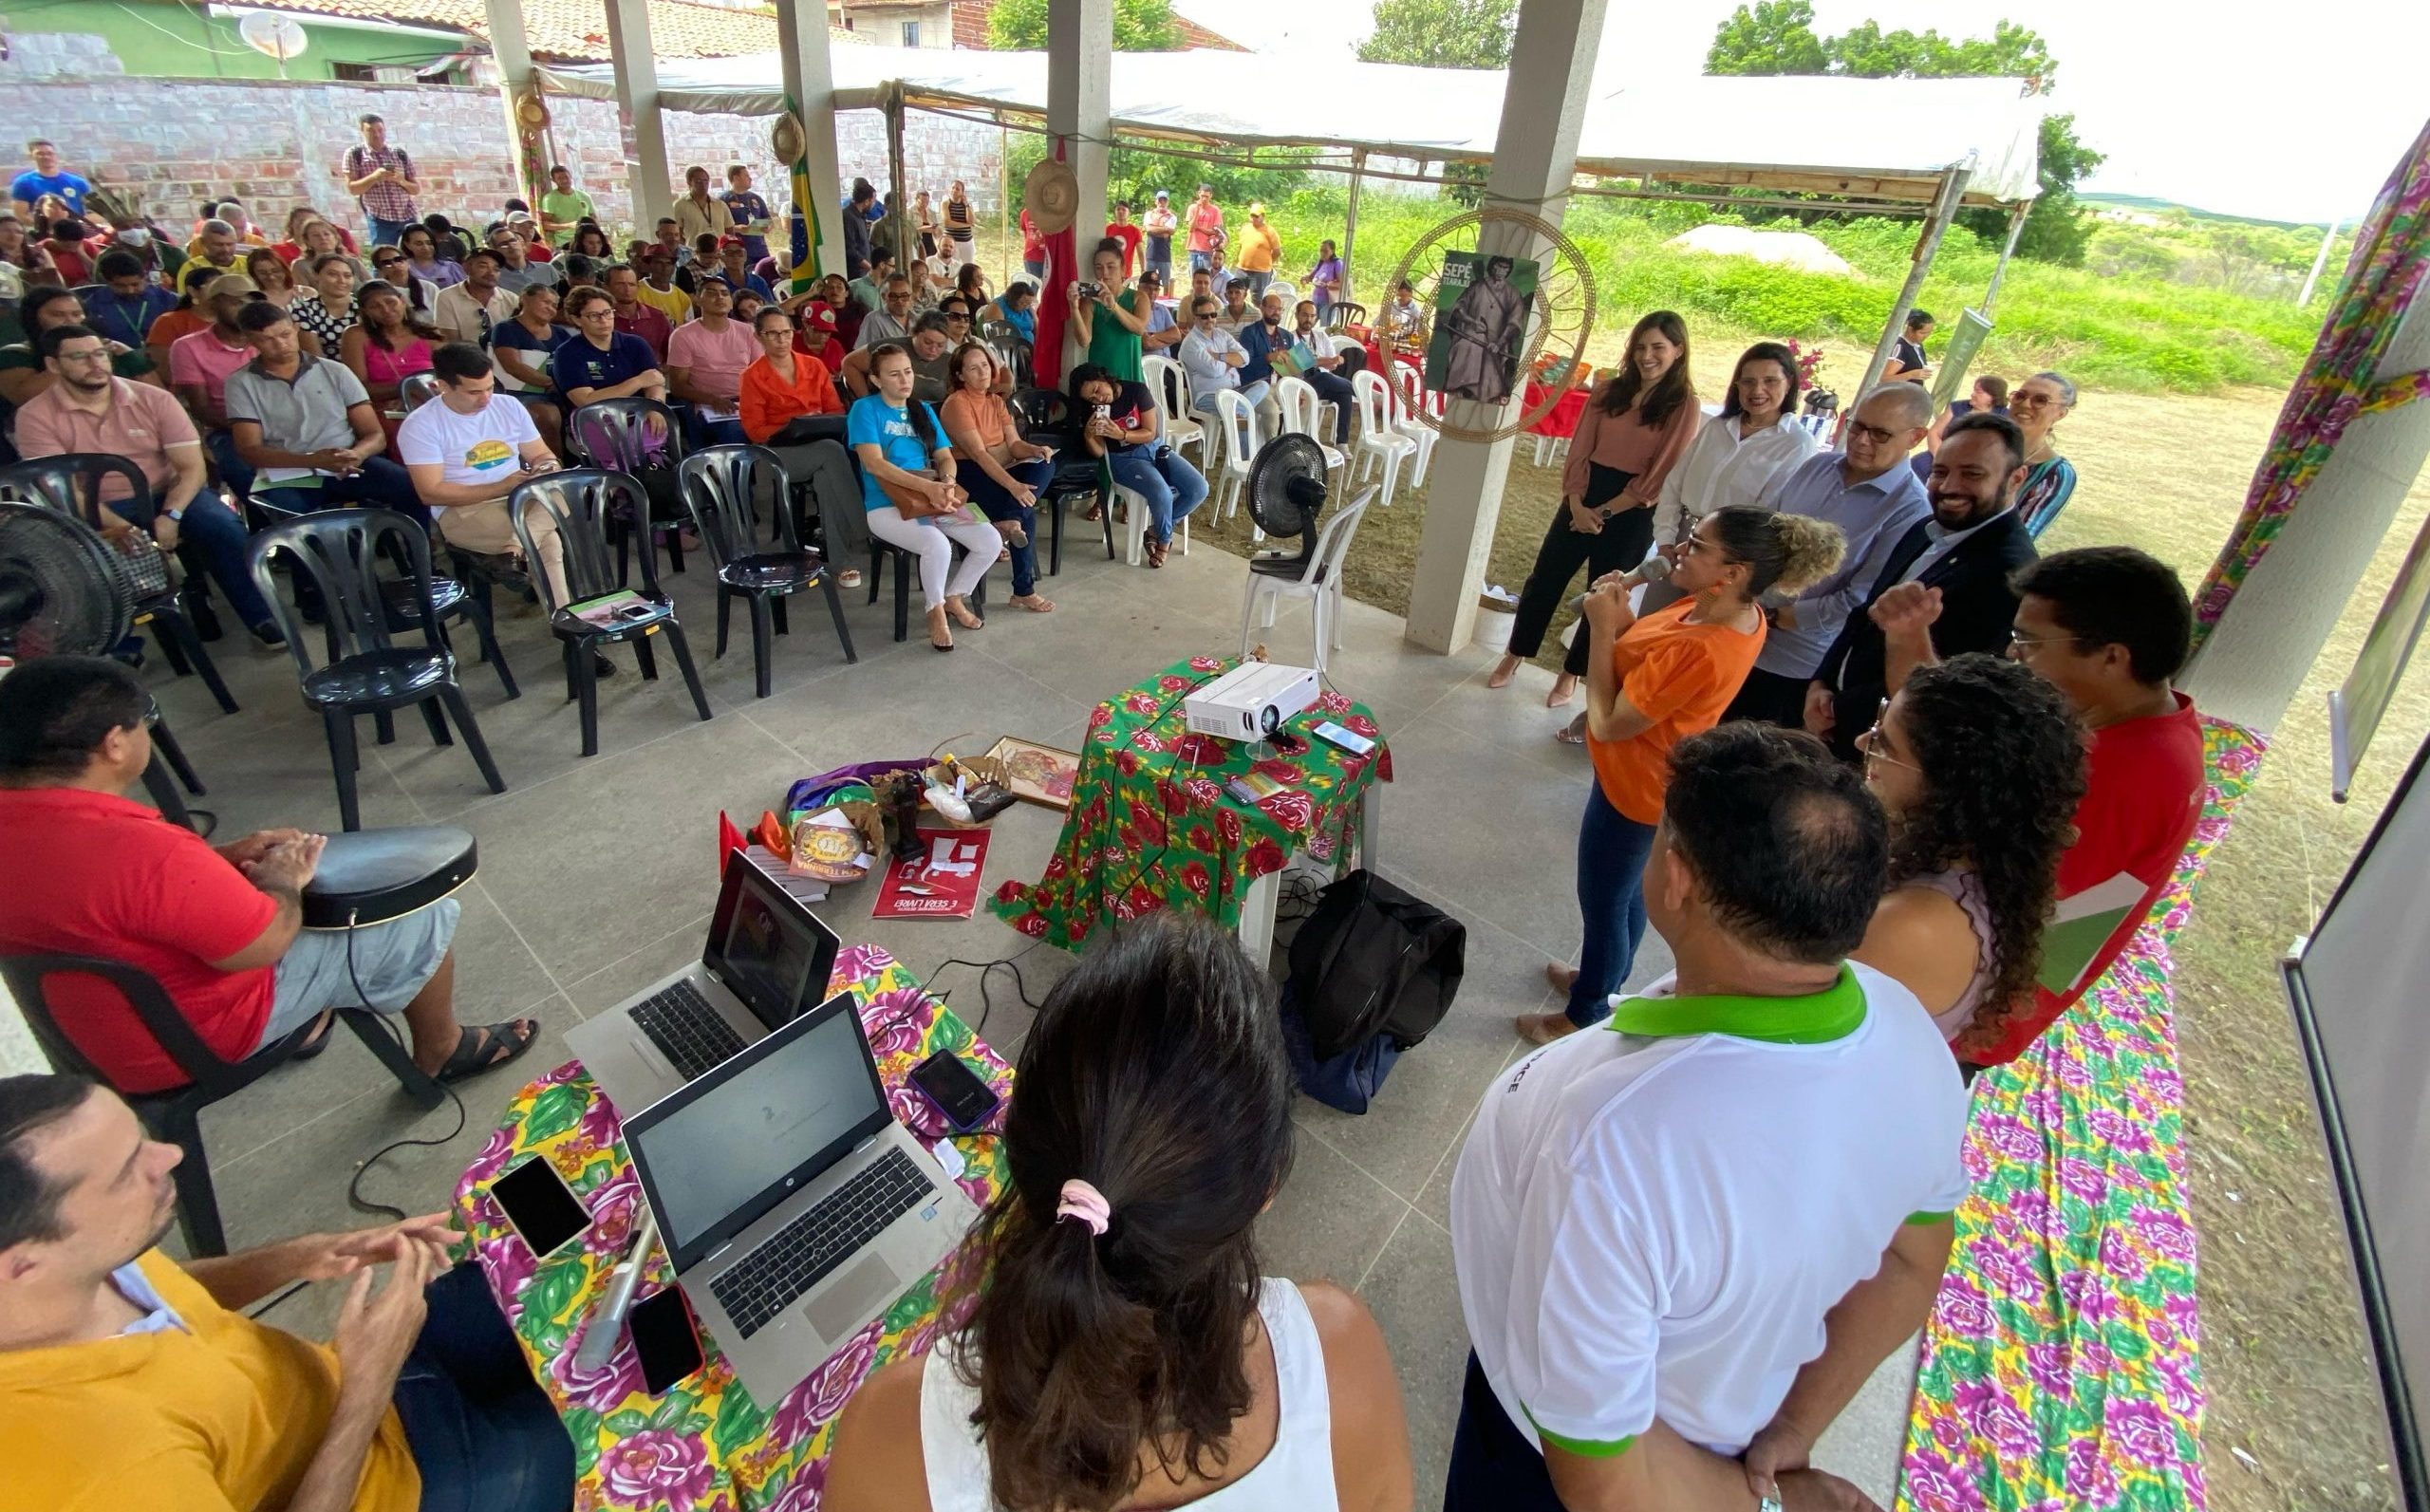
[1605, 963, 1865, 1045]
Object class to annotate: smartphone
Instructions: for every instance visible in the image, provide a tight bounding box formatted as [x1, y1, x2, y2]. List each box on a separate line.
[491, 1157, 592, 1260]
[908, 1049, 1001, 1134]
[1311, 720, 1375, 757]
[628, 1285, 705, 1394]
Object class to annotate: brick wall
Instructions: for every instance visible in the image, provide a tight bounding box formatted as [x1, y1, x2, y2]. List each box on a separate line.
[5, 65, 1005, 247]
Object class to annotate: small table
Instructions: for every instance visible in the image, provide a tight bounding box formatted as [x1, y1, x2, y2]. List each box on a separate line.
[990, 655, 1391, 961]
[450, 944, 1011, 1512]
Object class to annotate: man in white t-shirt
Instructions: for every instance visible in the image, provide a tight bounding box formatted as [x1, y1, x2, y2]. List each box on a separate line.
[396, 342, 567, 607]
[1446, 722, 1971, 1512]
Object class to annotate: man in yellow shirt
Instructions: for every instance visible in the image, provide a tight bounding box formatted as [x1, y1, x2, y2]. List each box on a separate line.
[0, 1073, 573, 1511]
[1237, 201, 1284, 300]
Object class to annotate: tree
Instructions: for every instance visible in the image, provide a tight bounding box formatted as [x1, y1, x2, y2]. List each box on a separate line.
[986, 0, 1181, 52]
[1356, 0, 1517, 69]
[1700, 8, 2100, 265]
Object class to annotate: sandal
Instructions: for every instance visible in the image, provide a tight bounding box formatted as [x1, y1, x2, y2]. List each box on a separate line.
[1554, 716, 1589, 745]
[994, 518, 1030, 548]
[1009, 592, 1056, 613]
[1544, 962, 1579, 996]
[290, 1010, 338, 1061]
[837, 569, 864, 589]
[1145, 538, 1168, 569]
[433, 1018, 540, 1084]
[945, 598, 984, 630]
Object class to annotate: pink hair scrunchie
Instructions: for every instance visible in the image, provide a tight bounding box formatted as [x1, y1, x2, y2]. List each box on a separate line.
[1055, 1179, 1111, 1237]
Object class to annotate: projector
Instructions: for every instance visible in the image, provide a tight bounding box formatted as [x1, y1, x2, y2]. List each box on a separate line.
[1185, 662, 1320, 741]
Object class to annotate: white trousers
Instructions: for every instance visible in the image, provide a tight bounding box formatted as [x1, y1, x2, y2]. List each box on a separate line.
[864, 505, 998, 611]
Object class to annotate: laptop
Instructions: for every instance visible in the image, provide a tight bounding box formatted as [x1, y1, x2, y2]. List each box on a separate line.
[622, 991, 981, 1406]
[566, 850, 842, 1117]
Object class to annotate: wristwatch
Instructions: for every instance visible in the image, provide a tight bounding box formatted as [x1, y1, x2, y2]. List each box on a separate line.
[163, 506, 186, 522]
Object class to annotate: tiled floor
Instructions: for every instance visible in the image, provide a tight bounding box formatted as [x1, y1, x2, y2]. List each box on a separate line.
[1, 513, 1916, 1502]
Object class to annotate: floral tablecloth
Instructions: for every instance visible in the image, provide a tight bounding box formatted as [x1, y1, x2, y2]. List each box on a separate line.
[1898, 718, 2264, 1511]
[990, 654, 1391, 949]
[451, 943, 1011, 1512]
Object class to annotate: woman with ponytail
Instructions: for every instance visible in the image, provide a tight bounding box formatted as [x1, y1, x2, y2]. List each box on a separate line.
[1520, 506, 1848, 1044]
[823, 914, 1415, 1512]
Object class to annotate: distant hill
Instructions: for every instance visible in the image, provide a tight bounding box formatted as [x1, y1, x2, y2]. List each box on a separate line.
[2081, 192, 2334, 233]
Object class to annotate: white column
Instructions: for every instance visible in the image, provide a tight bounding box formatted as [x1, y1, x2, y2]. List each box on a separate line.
[774, 0, 846, 282]
[2180, 294, 2430, 733]
[483, 0, 541, 210]
[1046, 0, 1112, 255]
[602, 0, 671, 233]
[1404, 0, 1610, 653]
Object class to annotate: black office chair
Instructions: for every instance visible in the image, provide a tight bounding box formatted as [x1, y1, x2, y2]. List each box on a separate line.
[510, 468, 713, 755]
[680, 446, 856, 695]
[248, 510, 507, 831]
[566, 397, 689, 579]
[0, 452, 238, 714]
[0, 952, 445, 1257]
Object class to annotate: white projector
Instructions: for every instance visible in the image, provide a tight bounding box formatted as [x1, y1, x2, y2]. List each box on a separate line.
[1185, 663, 1321, 741]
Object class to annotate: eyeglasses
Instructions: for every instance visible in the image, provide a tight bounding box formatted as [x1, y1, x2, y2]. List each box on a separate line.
[372, 257, 402, 269]
[2008, 627, 2085, 652]
[2011, 391, 2064, 409]
[1854, 700, 1918, 775]
[1844, 420, 1902, 445]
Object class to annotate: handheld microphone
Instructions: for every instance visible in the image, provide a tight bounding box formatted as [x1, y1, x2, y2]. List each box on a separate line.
[1568, 552, 1672, 616]
[574, 1206, 658, 1372]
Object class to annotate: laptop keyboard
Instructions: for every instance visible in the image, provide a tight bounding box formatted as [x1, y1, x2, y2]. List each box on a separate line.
[708, 1148, 933, 1338]
[630, 980, 749, 1081]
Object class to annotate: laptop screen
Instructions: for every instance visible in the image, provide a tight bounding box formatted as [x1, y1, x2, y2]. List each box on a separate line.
[626, 994, 888, 1261]
[706, 855, 840, 1031]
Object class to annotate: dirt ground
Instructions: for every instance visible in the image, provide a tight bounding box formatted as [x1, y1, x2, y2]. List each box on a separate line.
[1182, 367, 2424, 1511]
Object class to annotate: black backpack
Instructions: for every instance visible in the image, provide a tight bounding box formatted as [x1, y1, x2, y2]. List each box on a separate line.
[1279, 871, 1465, 1111]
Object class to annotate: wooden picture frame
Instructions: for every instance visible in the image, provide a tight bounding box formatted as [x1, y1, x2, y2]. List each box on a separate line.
[984, 736, 1081, 811]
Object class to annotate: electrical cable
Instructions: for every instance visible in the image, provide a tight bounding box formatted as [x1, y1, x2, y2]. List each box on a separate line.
[337, 906, 469, 1224]
[922, 940, 1048, 1040]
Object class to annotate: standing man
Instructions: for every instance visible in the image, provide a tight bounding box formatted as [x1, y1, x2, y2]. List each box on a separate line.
[537, 163, 593, 249]
[602, 263, 673, 362]
[721, 163, 773, 269]
[343, 114, 421, 250]
[432, 247, 516, 348]
[224, 300, 421, 520]
[1444, 721, 1969, 1512]
[399, 342, 568, 605]
[10, 139, 91, 220]
[1805, 411, 2036, 761]
[1105, 201, 1143, 279]
[842, 177, 880, 279]
[673, 164, 734, 247]
[1236, 202, 1282, 298]
[168, 274, 265, 500]
[848, 248, 896, 313]
[1723, 383, 1935, 727]
[1142, 188, 1178, 289]
[1186, 184, 1223, 274]
[665, 275, 755, 445]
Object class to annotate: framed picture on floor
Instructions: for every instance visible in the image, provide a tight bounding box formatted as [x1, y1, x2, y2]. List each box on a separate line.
[985, 736, 1081, 811]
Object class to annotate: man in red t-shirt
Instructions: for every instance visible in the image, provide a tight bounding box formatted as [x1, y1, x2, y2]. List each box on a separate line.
[0, 659, 539, 1094]
[1104, 201, 1144, 279]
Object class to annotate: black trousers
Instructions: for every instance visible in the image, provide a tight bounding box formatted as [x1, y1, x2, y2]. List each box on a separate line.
[1721, 663, 1812, 729]
[1505, 463, 1649, 676]
[1442, 1352, 1569, 1512]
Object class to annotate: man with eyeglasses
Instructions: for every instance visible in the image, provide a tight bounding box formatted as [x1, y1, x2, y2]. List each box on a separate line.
[1804, 408, 2035, 762]
[855, 274, 918, 351]
[1178, 297, 1264, 422]
[1721, 383, 1934, 730]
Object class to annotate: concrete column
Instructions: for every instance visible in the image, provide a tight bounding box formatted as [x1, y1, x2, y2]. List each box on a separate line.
[1046, 0, 1112, 254]
[1404, 0, 1610, 654]
[774, 0, 846, 284]
[601, 0, 671, 233]
[483, 0, 543, 212]
[2181, 294, 2430, 733]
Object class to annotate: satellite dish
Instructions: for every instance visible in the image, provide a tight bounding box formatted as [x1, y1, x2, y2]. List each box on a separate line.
[238, 11, 310, 64]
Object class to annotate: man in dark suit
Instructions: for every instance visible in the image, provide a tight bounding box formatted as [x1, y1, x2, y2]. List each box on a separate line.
[1804, 410, 2039, 760]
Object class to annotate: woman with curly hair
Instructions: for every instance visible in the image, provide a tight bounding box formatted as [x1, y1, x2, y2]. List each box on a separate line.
[1849, 652, 2086, 1067]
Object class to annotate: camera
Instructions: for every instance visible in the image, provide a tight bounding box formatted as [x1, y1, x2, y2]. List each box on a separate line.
[1076, 280, 1103, 299]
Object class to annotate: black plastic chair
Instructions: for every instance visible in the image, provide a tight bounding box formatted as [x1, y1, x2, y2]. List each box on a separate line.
[0, 952, 444, 1257]
[680, 446, 857, 694]
[1325, 301, 1368, 332]
[566, 397, 689, 578]
[248, 510, 507, 831]
[0, 453, 238, 714]
[1009, 387, 1100, 572]
[511, 468, 713, 754]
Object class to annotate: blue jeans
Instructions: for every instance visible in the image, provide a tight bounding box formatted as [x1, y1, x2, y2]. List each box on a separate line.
[1567, 780, 1657, 1027]
[1105, 447, 1206, 545]
[1248, 271, 1272, 298]
[1444, 1352, 1568, 1512]
[205, 427, 254, 504]
[1192, 380, 1271, 420]
[367, 215, 420, 251]
[392, 1263, 577, 1512]
[251, 457, 428, 527]
[1022, 257, 1046, 282]
[963, 457, 1054, 595]
[173, 491, 278, 629]
[1305, 368, 1355, 442]
[1188, 250, 1213, 272]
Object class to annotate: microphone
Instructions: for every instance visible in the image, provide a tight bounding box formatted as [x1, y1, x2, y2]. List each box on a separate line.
[573, 1206, 658, 1372]
[1568, 552, 1671, 616]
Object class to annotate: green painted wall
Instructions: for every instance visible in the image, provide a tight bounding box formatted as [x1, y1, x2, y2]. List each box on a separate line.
[8, 0, 464, 82]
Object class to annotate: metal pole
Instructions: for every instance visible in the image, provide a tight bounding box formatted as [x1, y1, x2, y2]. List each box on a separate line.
[1000, 122, 1012, 286]
[1982, 201, 2028, 319]
[2297, 218, 2340, 308]
[1855, 164, 1971, 401]
[885, 84, 908, 268]
[1342, 147, 1367, 307]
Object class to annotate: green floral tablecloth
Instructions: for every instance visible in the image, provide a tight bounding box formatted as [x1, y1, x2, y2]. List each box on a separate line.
[989, 654, 1392, 948]
[451, 943, 1010, 1512]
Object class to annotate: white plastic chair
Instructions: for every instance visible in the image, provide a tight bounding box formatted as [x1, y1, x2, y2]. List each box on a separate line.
[1263, 279, 1298, 309]
[1351, 369, 1417, 510]
[1273, 376, 1346, 476]
[1239, 493, 1372, 674]
[1111, 466, 1189, 565]
[1389, 361, 1441, 488]
[1210, 388, 1262, 531]
[1141, 354, 1204, 460]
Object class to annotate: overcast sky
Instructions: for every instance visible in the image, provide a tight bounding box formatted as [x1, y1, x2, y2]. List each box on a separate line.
[1184, 0, 2429, 225]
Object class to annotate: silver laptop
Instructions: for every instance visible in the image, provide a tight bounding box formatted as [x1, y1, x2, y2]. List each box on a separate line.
[622, 991, 980, 1406]
[567, 850, 842, 1117]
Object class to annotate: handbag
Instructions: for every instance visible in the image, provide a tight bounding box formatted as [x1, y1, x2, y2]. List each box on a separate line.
[102, 524, 179, 600]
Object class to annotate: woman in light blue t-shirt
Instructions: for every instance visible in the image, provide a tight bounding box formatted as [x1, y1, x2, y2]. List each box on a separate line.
[848, 343, 1001, 651]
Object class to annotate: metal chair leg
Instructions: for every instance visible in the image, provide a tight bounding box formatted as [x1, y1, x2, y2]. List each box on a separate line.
[439, 684, 506, 792]
[893, 551, 911, 643]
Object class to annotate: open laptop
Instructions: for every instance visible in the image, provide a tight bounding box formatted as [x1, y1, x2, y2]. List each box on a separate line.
[622, 991, 980, 1407]
[566, 850, 842, 1117]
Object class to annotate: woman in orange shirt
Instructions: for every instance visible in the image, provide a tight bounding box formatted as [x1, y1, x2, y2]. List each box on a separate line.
[738, 304, 865, 587]
[1517, 505, 1845, 1043]
[940, 342, 1057, 613]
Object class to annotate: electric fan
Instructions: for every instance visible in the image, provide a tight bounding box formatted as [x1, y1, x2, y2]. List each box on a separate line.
[0, 501, 136, 658]
[1244, 433, 1334, 580]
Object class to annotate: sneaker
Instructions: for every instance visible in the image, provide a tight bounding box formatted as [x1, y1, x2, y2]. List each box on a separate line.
[250, 620, 287, 649]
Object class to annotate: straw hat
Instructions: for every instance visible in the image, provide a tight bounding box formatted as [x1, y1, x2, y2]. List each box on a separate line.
[1023, 159, 1079, 237]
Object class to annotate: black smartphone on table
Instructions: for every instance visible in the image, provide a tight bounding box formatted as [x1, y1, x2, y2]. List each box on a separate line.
[629, 1285, 705, 1394]
[908, 1049, 1001, 1134]
[491, 1157, 592, 1260]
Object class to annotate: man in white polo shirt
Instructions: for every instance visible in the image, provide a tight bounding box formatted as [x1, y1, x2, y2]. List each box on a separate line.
[1446, 722, 1971, 1512]
[396, 341, 567, 607]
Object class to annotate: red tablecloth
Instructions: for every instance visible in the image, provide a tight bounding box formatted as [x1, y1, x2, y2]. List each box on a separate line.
[1524, 381, 1592, 439]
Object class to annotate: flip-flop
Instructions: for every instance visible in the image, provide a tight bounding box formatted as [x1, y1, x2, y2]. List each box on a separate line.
[433, 1018, 539, 1085]
[1554, 718, 1588, 745]
[290, 1010, 338, 1061]
[1009, 593, 1056, 613]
